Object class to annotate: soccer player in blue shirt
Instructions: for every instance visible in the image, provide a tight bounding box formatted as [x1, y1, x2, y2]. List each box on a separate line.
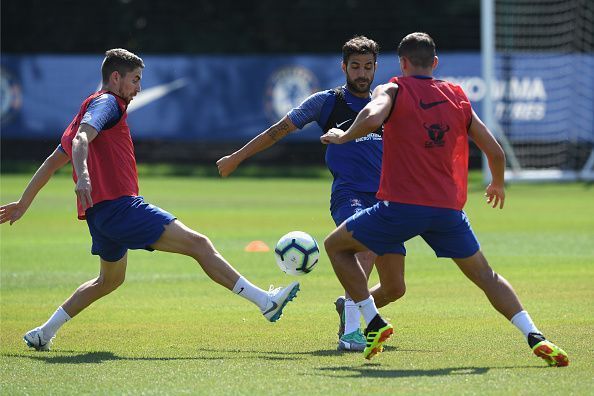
[217, 36, 382, 351]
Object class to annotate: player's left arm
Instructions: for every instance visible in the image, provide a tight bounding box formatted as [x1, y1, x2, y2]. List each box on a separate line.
[468, 109, 506, 209]
[321, 82, 397, 144]
[0, 147, 70, 225]
[72, 123, 99, 211]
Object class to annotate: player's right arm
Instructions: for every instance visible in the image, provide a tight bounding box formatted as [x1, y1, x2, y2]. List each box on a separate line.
[216, 116, 297, 177]
[217, 90, 329, 177]
[321, 82, 397, 144]
[0, 147, 70, 225]
[71, 123, 99, 211]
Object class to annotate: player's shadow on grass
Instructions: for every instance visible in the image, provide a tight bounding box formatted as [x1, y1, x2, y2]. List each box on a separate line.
[6, 349, 310, 364]
[317, 363, 544, 378]
[309, 345, 404, 357]
[3, 351, 220, 364]
[318, 364, 490, 378]
[192, 345, 404, 359]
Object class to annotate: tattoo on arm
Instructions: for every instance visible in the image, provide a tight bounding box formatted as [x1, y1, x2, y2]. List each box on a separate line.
[266, 120, 291, 142]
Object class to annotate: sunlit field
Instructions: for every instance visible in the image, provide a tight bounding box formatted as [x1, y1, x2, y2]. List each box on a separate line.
[1, 173, 593, 395]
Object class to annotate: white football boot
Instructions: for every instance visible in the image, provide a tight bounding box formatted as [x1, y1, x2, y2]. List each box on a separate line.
[262, 281, 300, 322]
[23, 327, 53, 351]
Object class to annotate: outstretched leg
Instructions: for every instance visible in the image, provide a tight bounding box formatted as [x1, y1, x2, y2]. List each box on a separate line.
[151, 220, 240, 289]
[453, 250, 522, 320]
[150, 220, 298, 322]
[453, 250, 568, 367]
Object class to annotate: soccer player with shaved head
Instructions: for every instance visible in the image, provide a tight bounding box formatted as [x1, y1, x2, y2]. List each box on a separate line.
[321, 32, 569, 366]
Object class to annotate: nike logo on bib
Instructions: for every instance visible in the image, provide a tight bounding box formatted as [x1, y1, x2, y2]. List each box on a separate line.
[419, 99, 447, 110]
[335, 119, 352, 128]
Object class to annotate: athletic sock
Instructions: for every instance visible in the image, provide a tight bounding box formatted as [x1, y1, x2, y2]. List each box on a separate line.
[232, 276, 269, 311]
[343, 298, 361, 335]
[510, 310, 540, 337]
[355, 295, 379, 326]
[511, 310, 543, 344]
[40, 306, 71, 338]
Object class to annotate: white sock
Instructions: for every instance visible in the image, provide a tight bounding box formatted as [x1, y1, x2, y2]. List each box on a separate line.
[40, 306, 71, 338]
[344, 298, 361, 334]
[232, 277, 269, 311]
[511, 310, 541, 338]
[356, 295, 379, 326]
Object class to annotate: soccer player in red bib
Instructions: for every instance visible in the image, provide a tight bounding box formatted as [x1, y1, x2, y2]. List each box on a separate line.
[320, 33, 569, 366]
[1, 49, 299, 351]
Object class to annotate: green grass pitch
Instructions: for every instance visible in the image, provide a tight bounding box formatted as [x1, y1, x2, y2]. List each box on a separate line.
[1, 172, 593, 395]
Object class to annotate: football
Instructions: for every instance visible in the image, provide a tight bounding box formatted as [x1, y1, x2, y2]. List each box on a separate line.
[274, 231, 320, 276]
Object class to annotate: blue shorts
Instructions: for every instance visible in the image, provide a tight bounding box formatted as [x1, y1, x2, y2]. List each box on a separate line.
[330, 190, 379, 226]
[85, 196, 176, 262]
[345, 201, 480, 258]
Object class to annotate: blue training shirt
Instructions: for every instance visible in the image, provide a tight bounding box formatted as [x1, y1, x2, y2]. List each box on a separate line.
[57, 93, 122, 154]
[287, 87, 382, 194]
[81, 93, 122, 132]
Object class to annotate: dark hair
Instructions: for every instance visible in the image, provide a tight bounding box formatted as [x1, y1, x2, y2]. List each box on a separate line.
[101, 48, 144, 84]
[342, 35, 379, 63]
[397, 32, 436, 68]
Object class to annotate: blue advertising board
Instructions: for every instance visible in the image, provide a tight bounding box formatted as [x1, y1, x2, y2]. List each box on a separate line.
[1, 53, 592, 142]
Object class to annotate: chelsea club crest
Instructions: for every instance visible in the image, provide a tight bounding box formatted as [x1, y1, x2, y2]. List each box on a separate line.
[265, 66, 319, 122]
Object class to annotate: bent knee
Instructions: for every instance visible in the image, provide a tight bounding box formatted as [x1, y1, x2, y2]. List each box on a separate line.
[384, 283, 406, 302]
[468, 267, 498, 288]
[189, 232, 217, 260]
[323, 236, 336, 254]
[96, 275, 125, 295]
[356, 251, 376, 267]
[324, 231, 347, 256]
